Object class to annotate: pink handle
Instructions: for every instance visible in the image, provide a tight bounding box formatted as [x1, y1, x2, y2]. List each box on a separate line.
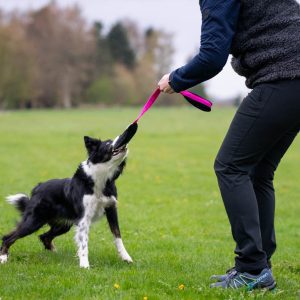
[132, 88, 212, 124]
[133, 88, 161, 123]
[180, 90, 212, 109]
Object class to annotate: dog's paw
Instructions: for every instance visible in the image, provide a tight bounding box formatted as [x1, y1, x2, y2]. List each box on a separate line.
[121, 254, 133, 264]
[39, 235, 56, 252]
[80, 262, 90, 269]
[79, 258, 90, 269]
[0, 254, 8, 264]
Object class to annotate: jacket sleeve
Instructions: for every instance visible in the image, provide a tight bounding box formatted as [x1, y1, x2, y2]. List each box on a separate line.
[169, 0, 240, 92]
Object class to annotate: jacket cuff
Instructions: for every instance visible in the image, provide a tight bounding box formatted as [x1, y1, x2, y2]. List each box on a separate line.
[169, 68, 199, 93]
[169, 70, 185, 93]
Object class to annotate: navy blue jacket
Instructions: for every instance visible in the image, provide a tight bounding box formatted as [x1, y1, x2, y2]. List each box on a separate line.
[169, 0, 240, 92]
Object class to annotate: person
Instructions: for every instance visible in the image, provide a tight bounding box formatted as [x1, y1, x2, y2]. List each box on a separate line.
[158, 0, 300, 290]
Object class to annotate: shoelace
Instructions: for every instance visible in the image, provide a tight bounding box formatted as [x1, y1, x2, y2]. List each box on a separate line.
[224, 269, 239, 288]
[226, 270, 238, 281]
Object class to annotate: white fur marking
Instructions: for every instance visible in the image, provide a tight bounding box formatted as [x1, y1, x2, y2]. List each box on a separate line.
[79, 256, 90, 269]
[82, 161, 117, 196]
[0, 254, 8, 264]
[75, 202, 91, 269]
[6, 194, 27, 205]
[115, 238, 133, 263]
[75, 153, 128, 268]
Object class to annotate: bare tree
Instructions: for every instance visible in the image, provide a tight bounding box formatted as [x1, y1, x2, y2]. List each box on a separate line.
[144, 28, 174, 80]
[0, 16, 36, 109]
[27, 3, 96, 108]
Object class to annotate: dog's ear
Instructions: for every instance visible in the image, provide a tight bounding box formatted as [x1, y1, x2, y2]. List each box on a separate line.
[84, 136, 101, 154]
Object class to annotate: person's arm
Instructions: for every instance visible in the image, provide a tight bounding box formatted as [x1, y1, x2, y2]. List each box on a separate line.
[159, 0, 240, 93]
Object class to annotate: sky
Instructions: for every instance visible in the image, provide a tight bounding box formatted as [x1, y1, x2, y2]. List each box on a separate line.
[2, 0, 297, 100]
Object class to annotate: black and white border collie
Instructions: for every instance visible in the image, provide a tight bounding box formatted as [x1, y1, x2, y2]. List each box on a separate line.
[0, 125, 137, 268]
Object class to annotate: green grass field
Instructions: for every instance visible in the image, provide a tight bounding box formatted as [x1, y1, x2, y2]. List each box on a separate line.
[0, 107, 299, 300]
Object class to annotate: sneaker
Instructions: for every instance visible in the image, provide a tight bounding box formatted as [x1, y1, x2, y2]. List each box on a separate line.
[210, 261, 272, 283]
[210, 267, 236, 282]
[210, 268, 276, 290]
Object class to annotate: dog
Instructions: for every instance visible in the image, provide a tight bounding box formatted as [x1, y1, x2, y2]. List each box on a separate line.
[0, 124, 137, 268]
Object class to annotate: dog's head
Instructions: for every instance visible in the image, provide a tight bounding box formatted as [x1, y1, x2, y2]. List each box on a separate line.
[84, 136, 127, 168]
[83, 123, 138, 174]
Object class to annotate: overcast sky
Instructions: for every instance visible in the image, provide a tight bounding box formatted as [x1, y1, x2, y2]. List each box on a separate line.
[1, 0, 298, 100]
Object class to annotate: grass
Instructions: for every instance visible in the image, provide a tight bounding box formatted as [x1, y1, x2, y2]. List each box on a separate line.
[0, 107, 299, 300]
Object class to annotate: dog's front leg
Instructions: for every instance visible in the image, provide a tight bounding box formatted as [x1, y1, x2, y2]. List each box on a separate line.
[105, 204, 133, 263]
[75, 218, 91, 268]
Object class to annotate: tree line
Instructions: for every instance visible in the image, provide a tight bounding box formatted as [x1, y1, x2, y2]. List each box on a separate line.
[0, 3, 206, 109]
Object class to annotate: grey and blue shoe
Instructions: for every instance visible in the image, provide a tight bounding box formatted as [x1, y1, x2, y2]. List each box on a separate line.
[210, 268, 276, 290]
[210, 267, 236, 282]
[210, 261, 272, 283]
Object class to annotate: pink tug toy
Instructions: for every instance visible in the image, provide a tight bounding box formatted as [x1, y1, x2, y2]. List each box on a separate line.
[113, 88, 212, 150]
[133, 88, 212, 123]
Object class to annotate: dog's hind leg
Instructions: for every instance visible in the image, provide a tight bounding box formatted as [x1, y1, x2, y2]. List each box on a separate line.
[39, 223, 72, 251]
[0, 216, 44, 264]
[0, 231, 15, 264]
[105, 205, 133, 263]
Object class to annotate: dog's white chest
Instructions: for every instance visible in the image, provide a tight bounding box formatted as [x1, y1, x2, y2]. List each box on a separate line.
[82, 194, 117, 223]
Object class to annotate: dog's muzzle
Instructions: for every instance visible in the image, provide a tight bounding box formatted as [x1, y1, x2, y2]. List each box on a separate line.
[112, 145, 127, 156]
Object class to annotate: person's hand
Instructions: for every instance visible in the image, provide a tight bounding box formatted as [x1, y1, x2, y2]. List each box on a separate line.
[158, 73, 175, 94]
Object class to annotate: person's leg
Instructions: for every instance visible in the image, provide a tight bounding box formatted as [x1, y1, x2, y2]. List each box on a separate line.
[251, 125, 299, 262]
[214, 79, 300, 274]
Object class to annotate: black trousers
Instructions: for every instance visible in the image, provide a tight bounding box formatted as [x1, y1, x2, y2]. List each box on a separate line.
[214, 78, 300, 273]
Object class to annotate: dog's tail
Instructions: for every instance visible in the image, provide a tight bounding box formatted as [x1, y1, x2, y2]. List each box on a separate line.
[6, 194, 29, 214]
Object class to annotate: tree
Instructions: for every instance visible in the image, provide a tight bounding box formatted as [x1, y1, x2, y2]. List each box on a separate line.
[0, 19, 36, 109]
[121, 19, 144, 59]
[93, 21, 114, 78]
[85, 76, 114, 104]
[85, 21, 139, 105]
[144, 28, 174, 80]
[27, 3, 96, 108]
[138, 28, 178, 105]
[107, 22, 136, 70]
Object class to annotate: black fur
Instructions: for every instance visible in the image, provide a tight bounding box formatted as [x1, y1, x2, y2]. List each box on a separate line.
[12, 196, 29, 214]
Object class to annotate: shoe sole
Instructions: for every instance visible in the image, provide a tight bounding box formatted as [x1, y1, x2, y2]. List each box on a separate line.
[261, 281, 277, 291]
[250, 280, 277, 291]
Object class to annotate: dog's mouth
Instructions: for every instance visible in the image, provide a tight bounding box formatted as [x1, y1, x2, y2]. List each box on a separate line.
[112, 145, 127, 156]
[112, 123, 138, 155]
